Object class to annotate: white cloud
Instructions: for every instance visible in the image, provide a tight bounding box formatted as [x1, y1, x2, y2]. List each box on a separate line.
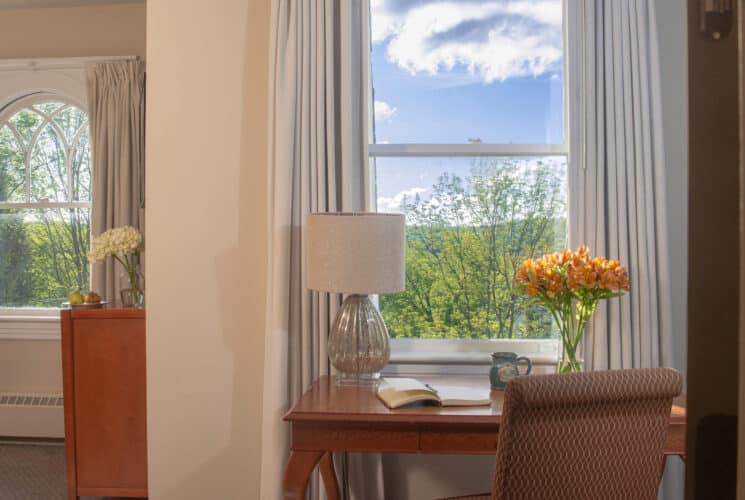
[371, 0, 400, 44]
[371, 0, 562, 83]
[377, 187, 427, 212]
[374, 100, 398, 122]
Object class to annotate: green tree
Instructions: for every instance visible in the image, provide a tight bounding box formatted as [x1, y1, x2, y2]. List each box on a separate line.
[0, 214, 33, 306]
[380, 158, 566, 339]
[0, 123, 33, 306]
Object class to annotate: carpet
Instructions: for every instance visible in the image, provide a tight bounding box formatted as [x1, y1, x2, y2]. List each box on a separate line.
[0, 443, 144, 500]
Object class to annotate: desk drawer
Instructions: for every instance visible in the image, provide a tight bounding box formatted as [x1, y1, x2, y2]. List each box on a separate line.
[292, 422, 419, 453]
[420, 426, 498, 454]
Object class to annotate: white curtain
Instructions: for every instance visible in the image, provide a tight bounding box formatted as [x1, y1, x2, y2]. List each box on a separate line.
[262, 1, 384, 499]
[87, 60, 145, 303]
[569, 0, 672, 370]
[567, 1, 681, 498]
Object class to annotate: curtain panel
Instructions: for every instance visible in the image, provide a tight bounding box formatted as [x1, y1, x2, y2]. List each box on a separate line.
[567, 2, 681, 498]
[262, 1, 382, 499]
[568, 0, 673, 371]
[87, 60, 146, 303]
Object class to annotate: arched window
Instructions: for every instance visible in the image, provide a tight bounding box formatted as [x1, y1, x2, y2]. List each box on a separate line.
[0, 95, 91, 307]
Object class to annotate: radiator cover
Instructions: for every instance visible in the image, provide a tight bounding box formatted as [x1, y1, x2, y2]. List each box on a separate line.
[0, 392, 64, 438]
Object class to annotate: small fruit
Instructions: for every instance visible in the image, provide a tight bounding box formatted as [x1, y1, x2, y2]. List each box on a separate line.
[68, 289, 84, 305]
[84, 291, 101, 304]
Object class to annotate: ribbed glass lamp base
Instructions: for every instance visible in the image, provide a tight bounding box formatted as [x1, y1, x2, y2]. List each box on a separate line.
[328, 294, 391, 386]
[335, 372, 382, 386]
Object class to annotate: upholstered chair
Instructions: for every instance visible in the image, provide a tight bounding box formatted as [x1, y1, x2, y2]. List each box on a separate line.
[442, 368, 682, 500]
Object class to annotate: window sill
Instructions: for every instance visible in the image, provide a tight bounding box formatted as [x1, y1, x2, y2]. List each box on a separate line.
[0, 309, 61, 340]
[389, 351, 558, 366]
[385, 338, 559, 376]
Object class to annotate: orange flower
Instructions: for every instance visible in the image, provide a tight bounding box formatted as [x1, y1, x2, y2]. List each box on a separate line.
[514, 245, 628, 374]
[515, 246, 629, 299]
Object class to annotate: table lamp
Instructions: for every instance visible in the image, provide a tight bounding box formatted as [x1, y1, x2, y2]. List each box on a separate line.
[306, 212, 405, 385]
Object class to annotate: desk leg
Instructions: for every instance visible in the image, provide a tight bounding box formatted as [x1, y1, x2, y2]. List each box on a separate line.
[319, 452, 341, 500]
[283, 450, 324, 500]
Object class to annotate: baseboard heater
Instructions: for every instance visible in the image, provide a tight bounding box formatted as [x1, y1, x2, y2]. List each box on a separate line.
[0, 392, 64, 438]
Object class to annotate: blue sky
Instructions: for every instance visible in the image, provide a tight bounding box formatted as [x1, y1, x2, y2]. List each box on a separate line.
[370, 0, 565, 212]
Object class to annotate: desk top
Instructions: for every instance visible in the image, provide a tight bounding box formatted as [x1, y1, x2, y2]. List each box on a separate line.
[285, 375, 687, 426]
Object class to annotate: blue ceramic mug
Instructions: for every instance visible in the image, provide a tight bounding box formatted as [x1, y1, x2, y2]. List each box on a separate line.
[490, 352, 532, 390]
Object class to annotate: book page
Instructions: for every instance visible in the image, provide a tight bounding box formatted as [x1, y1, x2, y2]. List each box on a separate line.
[377, 378, 438, 409]
[381, 377, 431, 392]
[430, 384, 491, 407]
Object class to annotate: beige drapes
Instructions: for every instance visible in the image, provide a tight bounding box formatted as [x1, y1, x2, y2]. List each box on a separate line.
[568, 2, 680, 498]
[262, 1, 385, 499]
[87, 60, 145, 303]
[569, 0, 672, 371]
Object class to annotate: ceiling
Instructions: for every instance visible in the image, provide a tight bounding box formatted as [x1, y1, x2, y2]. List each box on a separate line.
[0, 0, 142, 9]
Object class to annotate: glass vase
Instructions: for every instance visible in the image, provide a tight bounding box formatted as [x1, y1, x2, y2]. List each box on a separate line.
[556, 303, 587, 374]
[328, 294, 390, 386]
[558, 339, 583, 373]
[120, 268, 144, 308]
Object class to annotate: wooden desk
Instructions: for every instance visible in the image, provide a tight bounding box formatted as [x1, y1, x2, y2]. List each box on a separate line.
[283, 375, 686, 499]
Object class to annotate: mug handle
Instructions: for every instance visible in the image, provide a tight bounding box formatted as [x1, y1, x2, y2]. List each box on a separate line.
[516, 356, 532, 375]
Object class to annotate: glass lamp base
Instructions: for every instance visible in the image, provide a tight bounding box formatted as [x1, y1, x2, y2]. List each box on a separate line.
[328, 294, 391, 386]
[335, 371, 382, 386]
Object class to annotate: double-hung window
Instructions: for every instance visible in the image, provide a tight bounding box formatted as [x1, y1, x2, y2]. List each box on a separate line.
[369, 0, 568, 367]
[0, 93, 91, 309]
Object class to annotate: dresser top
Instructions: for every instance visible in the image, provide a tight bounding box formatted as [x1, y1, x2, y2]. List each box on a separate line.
[62, 307, 145, 319]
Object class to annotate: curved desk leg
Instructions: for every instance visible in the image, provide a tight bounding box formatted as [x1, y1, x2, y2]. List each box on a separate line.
[319, 452, 341, 500]
[283, 450, 324, 500]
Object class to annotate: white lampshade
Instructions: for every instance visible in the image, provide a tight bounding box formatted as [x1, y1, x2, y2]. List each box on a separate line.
[306, 212, 405, 295]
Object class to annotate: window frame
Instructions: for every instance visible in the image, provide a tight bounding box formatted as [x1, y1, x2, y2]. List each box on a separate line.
[0, 56, 132, 339]
[367, 0, 571, 365]
[0, 92, 92, 316]
[0, 92, 90, 209]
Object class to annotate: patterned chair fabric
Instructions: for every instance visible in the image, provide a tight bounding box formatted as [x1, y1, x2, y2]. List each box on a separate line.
[441, 368, 682, 500]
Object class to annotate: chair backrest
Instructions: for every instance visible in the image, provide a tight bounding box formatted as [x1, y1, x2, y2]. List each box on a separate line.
[493, 368, 682, 500]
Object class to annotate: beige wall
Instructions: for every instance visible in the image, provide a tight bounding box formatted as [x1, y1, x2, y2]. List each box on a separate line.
[145, 0, 270, 497]
[0, 340, 61, 393]
[0, 2, 145, 59]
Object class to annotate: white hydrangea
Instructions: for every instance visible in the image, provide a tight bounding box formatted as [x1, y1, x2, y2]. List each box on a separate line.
[89, 225, 143, 263]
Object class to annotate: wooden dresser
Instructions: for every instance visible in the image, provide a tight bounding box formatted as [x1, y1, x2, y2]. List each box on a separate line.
[60, 307, 147, 500]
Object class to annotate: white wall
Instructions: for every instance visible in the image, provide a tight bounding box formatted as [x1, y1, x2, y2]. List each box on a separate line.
[145, 0, 270, 497]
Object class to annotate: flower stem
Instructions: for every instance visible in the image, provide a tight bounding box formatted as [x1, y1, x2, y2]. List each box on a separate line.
[113, 253, 140, 305]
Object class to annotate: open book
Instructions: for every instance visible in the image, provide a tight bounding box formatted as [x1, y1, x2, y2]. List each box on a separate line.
[377, 378, 491, 409]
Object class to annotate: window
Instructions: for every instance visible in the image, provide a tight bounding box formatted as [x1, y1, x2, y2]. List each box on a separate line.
[0, 95, 91, 308]
[369, 1, 567, 344]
